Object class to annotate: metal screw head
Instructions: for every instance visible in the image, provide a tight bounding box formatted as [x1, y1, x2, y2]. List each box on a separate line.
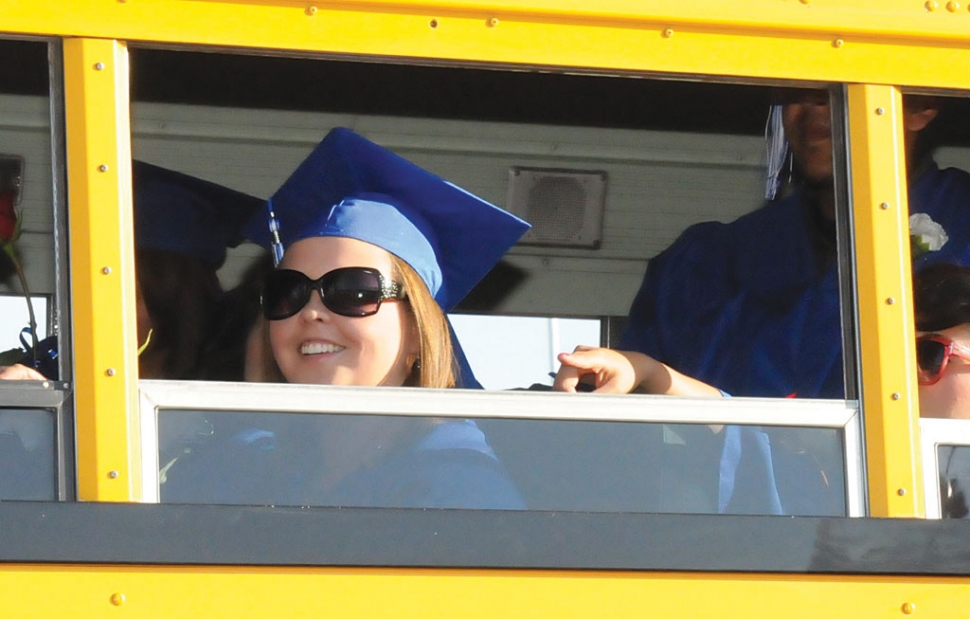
[662, 28, 674, 38]
[98, 164, 109, 172]
[487, 17, 499, 27]
[947, 0, 960, 11]
[101, 266, 112, 275]
[105, 368, 116, 377]
[886, 297, 896, 305]
[880, 202, 890, 210]
[833, 38, 844, 48]
[94, 62, 105, 71]
[305, 6, 317, 15]
[108, 470, 119, 479]
[897, 487, 907, 496]
[902, 602, 916, 614]
[110, 593, 126, 606]
[925, 0, 939, 9]
[892, 392, 901, 400]
[876, 107, 885, 115]
[429, 19, 438, 28]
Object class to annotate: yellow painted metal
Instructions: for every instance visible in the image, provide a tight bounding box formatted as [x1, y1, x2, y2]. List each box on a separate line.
[2, 565, 970, 617]
[846, 84, 923, 518]
[3, 1, 970, 90]
[64, 38, 141, 502]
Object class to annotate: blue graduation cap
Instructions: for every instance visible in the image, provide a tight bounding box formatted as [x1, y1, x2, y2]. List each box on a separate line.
[133, 161, 266, 269]
[245, 127, 530, 312]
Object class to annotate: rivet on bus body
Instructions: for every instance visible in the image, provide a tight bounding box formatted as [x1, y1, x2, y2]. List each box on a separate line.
[42, 381, 49, 389]
[947, 1, 959, 11]
[926, 0, 938, 9]
[832, 38, 844, 48]
[108, 470, 119, 479]
[902, 602, 916, 614]
[886, 297, 895, 305]
[305, 6, 317, 16]
[98, 164, 109, 172]
[662, 28, 674, 38]
[101, 266, 112, 275]
[430, 19, 438, 28]
[892, 392, 901, 400]
[897, 487, 907, 496]
[880, 202, 890, 210]
[110, 593, 126, 606]
[105, 368, 116, 377]
[876, 107, 885, 115]
[94, 62, 105, 71]
[487, 17, 499, 27]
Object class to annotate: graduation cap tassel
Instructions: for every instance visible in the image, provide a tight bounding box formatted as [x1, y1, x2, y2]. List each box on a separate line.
[765, 104, 788, 201]
[266, 200, 285, 267]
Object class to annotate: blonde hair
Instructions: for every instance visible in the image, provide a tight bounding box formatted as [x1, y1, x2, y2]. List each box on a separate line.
[391, 256, 456, 388]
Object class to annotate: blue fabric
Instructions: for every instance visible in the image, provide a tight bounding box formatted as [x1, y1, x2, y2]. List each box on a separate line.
[161, 419, 524, 510]
[620, 163, 970, 398]
[717, 425, 783, 515]
[325, 420, 524, 509]
[133, 161, 265, 268]
[245, 128, 530, 311]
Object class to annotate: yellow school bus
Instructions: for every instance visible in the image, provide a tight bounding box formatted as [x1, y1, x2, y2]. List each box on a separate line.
[3, 1, 970, 616]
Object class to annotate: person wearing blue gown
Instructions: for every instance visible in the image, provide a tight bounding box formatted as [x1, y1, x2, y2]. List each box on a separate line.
[620, 90, 970, 399]
[162, 127, 529, 509]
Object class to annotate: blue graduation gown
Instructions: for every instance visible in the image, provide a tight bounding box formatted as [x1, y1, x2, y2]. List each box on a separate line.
[620, 163, 970, 398]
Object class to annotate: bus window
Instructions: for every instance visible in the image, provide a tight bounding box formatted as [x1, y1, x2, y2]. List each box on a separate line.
[145, 382, 858, 515]
[0, 38, 71, 501]
[122, 46, 871, 516]
[0, 39, 58, 375]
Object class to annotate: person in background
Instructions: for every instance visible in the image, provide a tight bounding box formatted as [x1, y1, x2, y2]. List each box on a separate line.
[912, 263, 970, 518]
[0, 162, 264, 502]
[620, 90, 970, 399]
[0, 161, 265, 381]
[196, 252, 282, 383]
[914, 262, 970, 420]
[161, 127, 529, 509]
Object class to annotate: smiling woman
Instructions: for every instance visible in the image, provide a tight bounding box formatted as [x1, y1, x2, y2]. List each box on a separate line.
[161, 127, 531, 509]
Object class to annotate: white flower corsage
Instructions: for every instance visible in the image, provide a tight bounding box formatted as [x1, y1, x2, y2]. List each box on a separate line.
[910, 213, 949, 258]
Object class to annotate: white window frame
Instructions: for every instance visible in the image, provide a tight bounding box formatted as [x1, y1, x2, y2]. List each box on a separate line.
[139, 380, 865, 514]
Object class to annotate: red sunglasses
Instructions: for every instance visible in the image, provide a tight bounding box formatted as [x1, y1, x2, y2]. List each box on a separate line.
[916, 334, 970, 386]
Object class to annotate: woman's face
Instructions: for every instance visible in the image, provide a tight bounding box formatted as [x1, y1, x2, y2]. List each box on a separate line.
[269, 236, 418, 387]
[918, 324, 970, 420]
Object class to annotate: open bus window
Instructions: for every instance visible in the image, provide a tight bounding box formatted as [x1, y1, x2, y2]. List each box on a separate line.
[124, 48, 867, 517]
[147, 383, 856, 515]
[129, 47, 865, 401]
[0, 39, 59, 380]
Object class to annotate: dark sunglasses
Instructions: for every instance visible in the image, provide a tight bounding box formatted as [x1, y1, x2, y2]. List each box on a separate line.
[916, 334, 970, 386]
[262, 267, 406, 320]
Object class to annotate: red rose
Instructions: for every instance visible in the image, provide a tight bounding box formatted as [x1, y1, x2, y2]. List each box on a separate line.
[0, 190, 15, 243]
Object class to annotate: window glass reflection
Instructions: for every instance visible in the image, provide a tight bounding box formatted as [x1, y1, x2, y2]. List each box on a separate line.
[158, 409, 845, 515]
[938, 445, 970, 519]
[0, 408, 56, 500]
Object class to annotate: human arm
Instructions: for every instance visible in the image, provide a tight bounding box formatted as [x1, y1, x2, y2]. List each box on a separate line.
[0, 363, 46, 381]
[553, 346, 723, 397]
